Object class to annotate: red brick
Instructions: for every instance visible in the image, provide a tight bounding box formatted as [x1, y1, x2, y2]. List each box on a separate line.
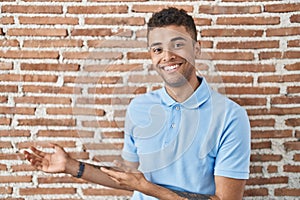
[290, 14, 300, 23]
[259, 51, 282, 60]
[0, 187, 12, 194]
[250, 165, 263, 174]
[201, 29, 263, 37]
[63, 51, 123, 60]
[19, 16, 78, 25]
[222, 87, 279, 94]
[21, 63, 79, 71]
[265, 3, 300, 12]
[199, 5, 261, 14]
[294, 154, 300, 161]
[0, 16, 14, 24]
[217, 17, 279, 25]
[194, 18, 212, 26]
[0, 107, 35, 115]
[2, 5, 62, 14]
[0, 141, 12, 148]
[288, 39, 300, 47]
[7, 28, 67, 36]
[90, 86, 146, 95]
[251, 141, 271, 149]
[271, 96, 300, 104]
[0, 85, 18, 93]
[82, 120, 122, 128]
[0, 50, 59, 59]
[17, 141, 75, 149]
[0, 130, 30, 137]
[23, 85, 81, 94]
[216, 64, 275, 72]
[88, 40, 147, 48]
[231, 97, 267, 106]
[287, 86, 300, 94]
[132, 5, 193, 13]
[0, 118, 11, 125]
[200, 52, 254, 60]
[217, 41, 279, 49]
[244, 188, 268, 196]
[284, 141, 300, 151]
[11, 164, 39, 172]
[250, 118, 275, 127]
[266, 27, 300, 36]
[37, 130, 94, 138]
[267, 165, 278, 173]
[283, 165, 300, 172]
[246, 176, 288, 185]
[85, 17, 145, 25]
[19, 188, 76, 195]
[18, 118, 76, 126]
[14, 96, 71, 105]
[285, 62, 300, 70]
[127, 52, 150, 59]
[83, 143, 123, 150]
[251, 130, 292, 139]
[0, 176, 32, 183]
[275, 188, 300, 196]
[285, 118, 300, 126]
[64, 76, 121, 84]
[71, 28, 112, 36]
[47, 107, 105, 116]
[258, 74, 300, 83]
[0, 40, 19, 47]
[0, 62, 13, 70]
[101, 131, 124, 139]
[0, 96, 8, 103]
[284, 51, 300, 59]
[247, 107, 300, 116]
[83, 64, 143, 72]
[68, 6, 128, 14]
[23, 40, 83, 48]
[251, 154, 282, 162]
[0, 153, 23, 160]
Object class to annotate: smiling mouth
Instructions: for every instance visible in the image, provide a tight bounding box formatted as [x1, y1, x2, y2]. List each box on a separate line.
[160, 64, 181, 72]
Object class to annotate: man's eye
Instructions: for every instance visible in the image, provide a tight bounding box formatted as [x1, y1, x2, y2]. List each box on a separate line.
[153, 47, 162, 54]
[174, 43, 184, 48]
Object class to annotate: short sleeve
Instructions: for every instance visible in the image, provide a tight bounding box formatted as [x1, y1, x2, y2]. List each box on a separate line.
[121, 106, 139, 162]
[214, 107, 251, 179]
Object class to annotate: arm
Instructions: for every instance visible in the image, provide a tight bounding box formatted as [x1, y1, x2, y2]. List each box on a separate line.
[213, 176, 246, 200]
[23, 143, 132, 190]
[100, 165, 187, 200]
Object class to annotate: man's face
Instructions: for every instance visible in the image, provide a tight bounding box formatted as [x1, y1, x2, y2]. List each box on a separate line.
[148, 25, 198, 88]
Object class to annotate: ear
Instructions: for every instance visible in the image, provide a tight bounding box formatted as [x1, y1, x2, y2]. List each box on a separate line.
[194, 41, 201, 58]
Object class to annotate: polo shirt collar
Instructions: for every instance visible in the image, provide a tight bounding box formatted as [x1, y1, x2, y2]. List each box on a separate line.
[160, 77, 211, 109]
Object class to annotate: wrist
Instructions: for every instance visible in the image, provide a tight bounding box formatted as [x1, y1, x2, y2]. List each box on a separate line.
[64, 157, 79, 176]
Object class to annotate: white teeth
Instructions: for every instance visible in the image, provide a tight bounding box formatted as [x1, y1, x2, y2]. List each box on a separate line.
[164, 65, 178, 71]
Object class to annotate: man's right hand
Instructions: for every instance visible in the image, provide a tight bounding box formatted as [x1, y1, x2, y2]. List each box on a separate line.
[23, 143, 70, 173]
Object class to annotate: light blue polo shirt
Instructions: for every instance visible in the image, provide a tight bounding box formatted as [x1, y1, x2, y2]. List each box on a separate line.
[122, 77, 251, 199]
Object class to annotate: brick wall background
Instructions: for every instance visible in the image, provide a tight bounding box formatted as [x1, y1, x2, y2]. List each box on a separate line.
[0, 0, 299, 199]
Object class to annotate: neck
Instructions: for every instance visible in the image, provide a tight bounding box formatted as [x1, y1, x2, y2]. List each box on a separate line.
[165, 75, 200, 103]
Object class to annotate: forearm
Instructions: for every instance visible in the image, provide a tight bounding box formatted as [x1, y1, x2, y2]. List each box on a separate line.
[65, 158, 132, 191]
[138, 181, 187, 200]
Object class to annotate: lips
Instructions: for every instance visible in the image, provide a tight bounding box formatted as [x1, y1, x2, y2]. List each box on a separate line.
[160, 64, 181, 72]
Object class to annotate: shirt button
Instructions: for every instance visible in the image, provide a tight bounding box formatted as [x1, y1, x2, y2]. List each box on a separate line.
[175, 106, 180, 110]
[171, 123, 176, 128]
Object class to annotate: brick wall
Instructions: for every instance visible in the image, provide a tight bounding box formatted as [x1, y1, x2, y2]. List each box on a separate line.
[0, 0, 299, 199]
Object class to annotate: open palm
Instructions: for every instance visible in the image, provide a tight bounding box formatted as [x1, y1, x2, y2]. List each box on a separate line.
[24, 144, 69, 173]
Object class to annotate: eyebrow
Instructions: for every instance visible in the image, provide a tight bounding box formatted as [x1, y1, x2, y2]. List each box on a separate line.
[149, 37, 187, 48]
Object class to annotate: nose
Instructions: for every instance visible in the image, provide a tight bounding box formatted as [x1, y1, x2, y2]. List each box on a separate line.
[162, 50, 176, 62]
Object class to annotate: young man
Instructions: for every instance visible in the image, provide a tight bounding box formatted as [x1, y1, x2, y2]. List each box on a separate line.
[24, 8, 251, 200]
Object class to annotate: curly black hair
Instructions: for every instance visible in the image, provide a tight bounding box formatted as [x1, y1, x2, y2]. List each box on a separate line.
[147, 7, 197, 41]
